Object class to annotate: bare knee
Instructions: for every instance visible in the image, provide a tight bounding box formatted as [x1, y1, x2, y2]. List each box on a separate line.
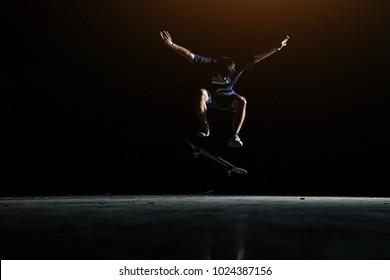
[232, 96, 247, 110]
[196, 89, 209, 102]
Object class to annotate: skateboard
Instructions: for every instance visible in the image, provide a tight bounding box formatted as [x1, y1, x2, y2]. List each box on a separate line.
[186, 140, 248, 176]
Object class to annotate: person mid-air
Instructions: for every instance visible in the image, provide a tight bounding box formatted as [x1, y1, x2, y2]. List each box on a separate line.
[160, 31, 289, 148]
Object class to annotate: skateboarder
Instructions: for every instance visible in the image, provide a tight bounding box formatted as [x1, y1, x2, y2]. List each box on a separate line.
[160, 31, 289, 147]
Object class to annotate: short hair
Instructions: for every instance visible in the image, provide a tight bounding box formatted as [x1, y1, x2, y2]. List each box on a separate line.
[216, 56, 236, 77]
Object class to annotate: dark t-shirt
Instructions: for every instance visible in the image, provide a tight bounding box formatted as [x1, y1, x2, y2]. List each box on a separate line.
[193, 54, 255, 93]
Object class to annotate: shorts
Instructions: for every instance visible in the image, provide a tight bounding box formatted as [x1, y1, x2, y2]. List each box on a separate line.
[206, 89, 241, 111]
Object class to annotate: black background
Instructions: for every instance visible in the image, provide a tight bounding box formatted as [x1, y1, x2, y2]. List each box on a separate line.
[2, 0, 390, 196]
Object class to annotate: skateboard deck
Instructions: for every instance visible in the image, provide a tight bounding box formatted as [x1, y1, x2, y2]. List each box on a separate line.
[186, 139, 248, 175]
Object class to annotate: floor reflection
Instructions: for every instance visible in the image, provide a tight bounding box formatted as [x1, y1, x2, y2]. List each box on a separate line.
[1, 196, 390, 259]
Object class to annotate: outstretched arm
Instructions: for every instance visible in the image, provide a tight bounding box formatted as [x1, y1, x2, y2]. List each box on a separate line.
[160, 31, 195, 63]
[254, 36, 290, 63]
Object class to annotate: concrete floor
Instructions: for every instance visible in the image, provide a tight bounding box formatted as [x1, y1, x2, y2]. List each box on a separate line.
[1, 195, 390, 259]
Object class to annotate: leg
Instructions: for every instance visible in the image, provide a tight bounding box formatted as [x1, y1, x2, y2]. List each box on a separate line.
[231, 96, 247, 135]
[195, 89, 210, 137]
[227, 96, 246, 147]
[195, 88, 209, 124]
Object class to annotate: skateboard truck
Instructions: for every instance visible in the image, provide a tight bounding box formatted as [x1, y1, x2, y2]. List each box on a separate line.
[226, 169, 234, 176]
[193, 149, 201, 158]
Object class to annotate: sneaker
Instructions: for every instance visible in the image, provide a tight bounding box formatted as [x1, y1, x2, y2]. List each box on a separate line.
[197, 123, 210, 137]
[228, 134, 243, 148]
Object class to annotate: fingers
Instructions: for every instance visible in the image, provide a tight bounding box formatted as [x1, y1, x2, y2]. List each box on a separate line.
[166, 31, 172, 42]
[160, 30, 172, 44]
[160, 31, 167, 40]
[280, 35, 290, 47]
[160, 31, 170, 39]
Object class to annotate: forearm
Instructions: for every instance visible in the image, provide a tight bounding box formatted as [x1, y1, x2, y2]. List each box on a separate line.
[169, 42, 195, 62]
[254, 47, 279, 63]
[254, 36, 289, 63]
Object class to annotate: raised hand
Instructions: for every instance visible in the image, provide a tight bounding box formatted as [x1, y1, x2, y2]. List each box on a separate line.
[278, 35, 290, 51]
[160, 30, 174, 48]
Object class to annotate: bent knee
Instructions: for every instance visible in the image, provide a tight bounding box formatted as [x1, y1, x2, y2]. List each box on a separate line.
[232, 96, 247, 108]
[197, 88, 209, 101]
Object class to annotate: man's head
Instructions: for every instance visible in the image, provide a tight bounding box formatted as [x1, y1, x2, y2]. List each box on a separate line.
[216, 56, 236, 78]
[211, 56, 236, 84]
